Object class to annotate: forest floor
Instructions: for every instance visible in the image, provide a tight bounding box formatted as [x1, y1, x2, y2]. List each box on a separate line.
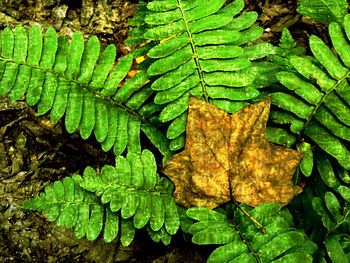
[0, 0, 327, 262]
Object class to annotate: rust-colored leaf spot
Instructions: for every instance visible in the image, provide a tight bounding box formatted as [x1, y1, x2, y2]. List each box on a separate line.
[162, 97, 303, 209]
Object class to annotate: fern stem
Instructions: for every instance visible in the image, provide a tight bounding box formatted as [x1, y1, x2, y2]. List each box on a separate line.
[232, 198, 266, 234]
[0, 58, 150, 124]
[299, 71, 350, 141]
[224, 203, 262, 262]
[326, 208, 350, 237]
[228, 169, 265, 233]
[90, 89, 150, 124]
[234, 223, 262, 263]
[177, 0, 208, 102]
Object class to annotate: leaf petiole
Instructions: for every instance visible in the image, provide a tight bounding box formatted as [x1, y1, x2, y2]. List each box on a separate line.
[232, 199, 266, 234]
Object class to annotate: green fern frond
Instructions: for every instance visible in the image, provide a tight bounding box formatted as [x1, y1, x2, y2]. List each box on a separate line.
[124, 1, 149, 47]
[138, 0, 275, 151]
[297, 0, 348, 24]
[0, 24, 173, 157]
[312, 154, 350, 231]
[268, 28, 306, 71]
[187, 203, 317, 262]
[279, 28, 297, 50]
[123, 1, 159, 60]
[23, 150, 180, 245]
[294, 152, 350, 261]
[266, 15, 350, 172]
[75, 149, 180, 234]
[22, 175, 137, 245]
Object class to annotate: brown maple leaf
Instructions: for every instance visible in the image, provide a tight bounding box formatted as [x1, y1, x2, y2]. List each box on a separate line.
[162, 97, 303, 209]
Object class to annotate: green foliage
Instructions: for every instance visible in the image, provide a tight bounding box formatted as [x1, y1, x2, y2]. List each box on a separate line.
[271, 16, 350, 169]
[22, 175, 128, 244]
[23, 150, 180, 246]
[3, 0, 350, 261]
[297, 0, 348, 24]
[268, 28, 305, 71]
[137, 0, 275, 150]
[187, 203, 317, 262]
[0, 23, 171, 159]
[79, 150, 180, 235]
[267, 16, 350, 261]
[269, 15, 350, 169]
[310, 153, 350, 261]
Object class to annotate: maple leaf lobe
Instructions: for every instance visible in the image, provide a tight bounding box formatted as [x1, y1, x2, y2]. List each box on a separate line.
[163, 97, 303, 209]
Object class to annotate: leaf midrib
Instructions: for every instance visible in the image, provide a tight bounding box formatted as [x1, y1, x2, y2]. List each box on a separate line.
[299, 71, 350, 142]
[177, 0, 208, 102]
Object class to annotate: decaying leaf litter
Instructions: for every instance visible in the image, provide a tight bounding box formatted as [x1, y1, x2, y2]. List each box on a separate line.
[163, 97, 303, 209]
[0, 0, 328, 262]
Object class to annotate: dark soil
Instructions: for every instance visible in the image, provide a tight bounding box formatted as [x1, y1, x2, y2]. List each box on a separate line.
[0, 0, 327, 262]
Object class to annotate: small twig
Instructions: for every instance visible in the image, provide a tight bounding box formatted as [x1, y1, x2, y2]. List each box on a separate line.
[232, 198, 266, 234]
[326, 209, 350, 238]
[228, 172, 266, 233]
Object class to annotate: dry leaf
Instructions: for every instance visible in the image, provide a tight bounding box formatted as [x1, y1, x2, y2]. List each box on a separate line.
[162, 97, 303, 209]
